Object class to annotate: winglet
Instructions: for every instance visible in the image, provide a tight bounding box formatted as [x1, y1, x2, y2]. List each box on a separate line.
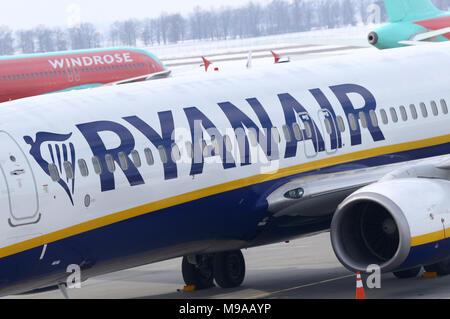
[201, 57, 212, 72]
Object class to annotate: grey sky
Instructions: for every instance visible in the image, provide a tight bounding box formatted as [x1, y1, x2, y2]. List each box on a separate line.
[2, 0, 272, 30]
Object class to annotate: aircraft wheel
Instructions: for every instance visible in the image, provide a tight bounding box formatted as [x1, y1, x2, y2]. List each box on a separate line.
[182, 255, 215, 290]
[393, 267, 422, 279]
[424, 257, 450, 276]
[213, 250, 246, 289]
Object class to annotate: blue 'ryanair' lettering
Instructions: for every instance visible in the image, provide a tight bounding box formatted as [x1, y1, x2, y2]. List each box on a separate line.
[184, 107, 236, 176]
[279, 93, 325, 158]
[330, 84, 385, 145]
[26, 84, 386, 198]
[124, 112, 178, 180]
[310, 88, 343, 150]
[77, 121, 145, 192]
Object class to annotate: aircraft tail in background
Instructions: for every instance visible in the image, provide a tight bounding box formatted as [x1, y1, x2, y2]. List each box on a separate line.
[384, 0, 444, 22]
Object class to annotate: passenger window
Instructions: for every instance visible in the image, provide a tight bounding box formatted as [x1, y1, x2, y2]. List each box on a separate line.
[324, 118, 333, 135]
[92, 156, 103, 175]
[210, 135, 220, 154]
[63, 161, 74, 180]
[48, 163, 60, 182]
[441, 99, 448, 114]
[185, 141, 194, 158]
[201, 140, 208, 157]
[247, 128, 258, 147]
[369, 110, 378, 127]
[105, 154, 116, 173]
[131, 150, 141, 168]
[336, 116, 346, 132]
[158, 146, 168, 164]
[409, 104, 418, 120]
[144, 148, 154, 165]
[271, 127, 281, 143]
[304, 121, 313, 138]
[431, 101, 439, 116]
[171, 143, 181, 161]
[390, 108, 398, 123]
[348, 113, 357, 131]
[282, 125, 292, 142]
[224, 135, 233, 151]
[420, 103, 428, 118]
[292, 123, 303, 141]
[78, 159, 89, 177]
[399, 106, 408, 121]
[118, 152, 129, 171]
[359, 112, 368, 129]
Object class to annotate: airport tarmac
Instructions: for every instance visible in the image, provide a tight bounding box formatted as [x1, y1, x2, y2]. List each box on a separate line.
[4, 232, 450, 299]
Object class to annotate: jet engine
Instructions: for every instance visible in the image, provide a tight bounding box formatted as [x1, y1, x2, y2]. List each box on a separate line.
[331, 178, 450, 273]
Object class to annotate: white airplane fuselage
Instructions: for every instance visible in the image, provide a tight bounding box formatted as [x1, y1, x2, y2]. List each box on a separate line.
[0, 42, 448, 295]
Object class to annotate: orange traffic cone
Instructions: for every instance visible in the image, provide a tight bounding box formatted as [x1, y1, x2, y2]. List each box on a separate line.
[356, 272, 366, 299]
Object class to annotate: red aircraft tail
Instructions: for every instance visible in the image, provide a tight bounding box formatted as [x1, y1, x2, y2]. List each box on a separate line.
[201, 57, 212, 72]
[271, 51, 281, 63]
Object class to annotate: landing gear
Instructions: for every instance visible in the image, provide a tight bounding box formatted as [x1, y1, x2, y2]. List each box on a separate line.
[213, 250, 246, 289]
[182, 250, 246, 290]
[393, 267, 422, 279]
[182, 255, 215, 290]
[424, 257, 450, 276]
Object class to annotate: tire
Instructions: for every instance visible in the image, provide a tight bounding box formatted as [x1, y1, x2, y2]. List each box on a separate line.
[393, 267, 421, 279]
[424, 258, 450, 276]
[213, 250, 246, 289]
[182, 256, 214, 290]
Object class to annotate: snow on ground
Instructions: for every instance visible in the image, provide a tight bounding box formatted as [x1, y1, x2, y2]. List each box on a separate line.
[143, 24, 378, 61]
[140, 24, 379, 78]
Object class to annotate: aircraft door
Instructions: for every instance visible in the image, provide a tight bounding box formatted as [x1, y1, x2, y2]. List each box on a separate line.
[318, 110, 339, 154]
[0, 132, 40, 227]
[297, 112, 318, 158]
[67, 69, 74, 83]
[74, 68, 81, 82]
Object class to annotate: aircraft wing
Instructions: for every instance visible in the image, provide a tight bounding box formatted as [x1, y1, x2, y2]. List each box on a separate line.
[410, 27, 450, 42]
[266, 155, 450, 219]
[107, 70, 172, 86]
[398, 40, 434, 46]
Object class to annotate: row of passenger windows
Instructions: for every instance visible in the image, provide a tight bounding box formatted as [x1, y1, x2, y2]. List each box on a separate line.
[49, 146, 165, 182]
[47, 98, 449, 182]
[0, 63, 146, 82]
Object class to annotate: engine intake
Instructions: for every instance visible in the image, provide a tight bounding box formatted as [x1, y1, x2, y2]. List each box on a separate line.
[331, 178, 450, 273]
[368, 32, 379, 45]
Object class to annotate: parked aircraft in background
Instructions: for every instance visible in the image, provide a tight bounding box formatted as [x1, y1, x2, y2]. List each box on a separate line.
[369, 0, 450, 49]
[270, 51, 290, 64]
[0, 47, 170, 103]
[200, 50, 290, 73]
[0, 41, 448, 297]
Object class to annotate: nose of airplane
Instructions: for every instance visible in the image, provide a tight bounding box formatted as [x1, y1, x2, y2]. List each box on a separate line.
[368, 32, 378, 45]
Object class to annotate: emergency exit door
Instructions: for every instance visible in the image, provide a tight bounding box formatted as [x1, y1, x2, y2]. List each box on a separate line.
[0, 131, 40, 227]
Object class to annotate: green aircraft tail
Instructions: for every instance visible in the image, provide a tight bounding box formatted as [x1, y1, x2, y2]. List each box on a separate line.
[384, 0, 444, 22]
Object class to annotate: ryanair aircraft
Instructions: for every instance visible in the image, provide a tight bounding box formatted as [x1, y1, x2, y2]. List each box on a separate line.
[0, 41, 448, 296]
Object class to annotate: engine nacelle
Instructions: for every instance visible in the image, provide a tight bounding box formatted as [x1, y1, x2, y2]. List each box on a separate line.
[331, 178, 450, 273]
